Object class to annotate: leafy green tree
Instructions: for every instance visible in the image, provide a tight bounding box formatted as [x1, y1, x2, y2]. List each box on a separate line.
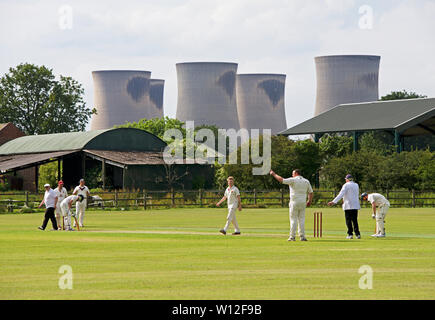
[380, 90, 427, 101]
[0, 63, 95, 135]
[359, 132, 395, 155]
[116, 116, 186, 139]
[38, 162, 59, 191]
[319, 134, 353, 161]
[221, 136, 322, 190]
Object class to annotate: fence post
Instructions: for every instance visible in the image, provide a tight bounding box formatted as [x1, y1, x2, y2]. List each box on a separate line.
[115, 190, 118, 208]
[143, 190, 147, 210]
[254, 189, 257, 206]
[412, 189, 416, 208]
[199, 189, 203, 207]
[281, 188, 285, 207]
[171, 188, 175, 207]
[25, 191, 29, 207]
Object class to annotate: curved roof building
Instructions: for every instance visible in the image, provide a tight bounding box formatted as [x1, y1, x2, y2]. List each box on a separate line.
[91, 70, 161, 130]
[314, 55, 380, 116]
[236, 74, 287, 135]
[176, 62, 240, 129]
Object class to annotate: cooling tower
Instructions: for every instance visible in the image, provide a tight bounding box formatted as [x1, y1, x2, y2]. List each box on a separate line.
[314, 55, 380, 116]
[149, 79, 165, 117]
[236, 74, 287, 135]
[176, 62, 240, 129]
[91, 70, 159, 130]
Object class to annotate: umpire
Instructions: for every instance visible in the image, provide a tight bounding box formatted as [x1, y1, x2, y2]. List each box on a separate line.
[38, 183, 59, 231]
[328, 174, 361, 239]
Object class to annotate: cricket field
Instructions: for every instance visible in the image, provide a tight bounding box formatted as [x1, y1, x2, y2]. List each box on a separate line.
[0, 207, 434, 299]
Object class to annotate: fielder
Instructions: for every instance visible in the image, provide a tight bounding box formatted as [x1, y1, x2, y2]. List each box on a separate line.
[53, 180, 68, 230]
[216, 176, 242, 235]
[72, 179, 90, 228]
[270, 169, 313, 241]
[60, 194, 84, 231]
[361, 192, 390, 238]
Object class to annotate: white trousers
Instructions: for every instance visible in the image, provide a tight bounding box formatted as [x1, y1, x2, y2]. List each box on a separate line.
[223, 207, 240, 233]
[376, 204, 389, 235]
[55, 204, 63, 227]
[60, 205, 72, 229]
[75, 200, 87, 226]
[289, 201, 306, 238]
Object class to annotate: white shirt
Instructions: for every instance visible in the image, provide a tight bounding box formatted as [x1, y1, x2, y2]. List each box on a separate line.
[61, 195, 79, 207]
[368, 193, 390, 207]
[224, 186, 240, 209]
[333, 181, 361, 210]
[73, 185, 89, 199]
[54, 187, 68, 205]
[43, 189, 58, 208]
[282, 176, 313, 203]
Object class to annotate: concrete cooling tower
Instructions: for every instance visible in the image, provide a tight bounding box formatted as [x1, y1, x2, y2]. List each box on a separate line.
[236, 74, 287, 135]
[314, 55, 380, 116]
[150, 79, 165, 117]
[176, 62, 240, 129]
[91, 70, 162, 130]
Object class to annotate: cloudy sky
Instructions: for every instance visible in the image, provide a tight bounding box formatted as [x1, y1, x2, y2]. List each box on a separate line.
[1, 0, 434, 131]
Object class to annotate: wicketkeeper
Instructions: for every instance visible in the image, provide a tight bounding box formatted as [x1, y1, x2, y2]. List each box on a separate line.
[361, 192, 390, 238]
[72, 179, 90, 228]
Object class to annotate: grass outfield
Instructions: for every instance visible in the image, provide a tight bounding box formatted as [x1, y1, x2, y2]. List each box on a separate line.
[0, 207, 434, 300]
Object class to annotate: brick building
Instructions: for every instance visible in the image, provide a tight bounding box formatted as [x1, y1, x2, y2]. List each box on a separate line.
[0, 123, 36, 191]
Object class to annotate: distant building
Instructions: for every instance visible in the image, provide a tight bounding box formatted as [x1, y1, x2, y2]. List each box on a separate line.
[236, 74, 287, 135]
[0, 128, 214, 191]
[176, 62, 240, 130]
[314, 55, 380, 116]
[0, 123, 36, 191]
[91, 70, 163, 130]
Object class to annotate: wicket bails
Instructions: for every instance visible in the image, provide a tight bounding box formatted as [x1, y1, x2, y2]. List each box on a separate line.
[313, 212, 322, 238]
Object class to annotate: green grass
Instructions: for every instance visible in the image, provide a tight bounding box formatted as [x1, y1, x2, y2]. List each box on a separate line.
[0, 207, 434, 300]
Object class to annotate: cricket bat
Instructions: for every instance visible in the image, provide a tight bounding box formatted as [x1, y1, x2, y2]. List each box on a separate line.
[73, 216, 80, 231]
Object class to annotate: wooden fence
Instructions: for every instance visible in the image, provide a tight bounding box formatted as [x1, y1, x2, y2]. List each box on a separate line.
[0, 189, 434, 212]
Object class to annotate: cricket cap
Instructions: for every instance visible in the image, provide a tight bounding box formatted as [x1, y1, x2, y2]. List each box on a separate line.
[361, 192, 368, 200]
[345, 174, 353, 180]
[58, 180, 64, 185]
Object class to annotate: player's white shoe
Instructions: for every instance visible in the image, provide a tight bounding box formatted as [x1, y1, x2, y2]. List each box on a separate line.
[346, 235, 353, 239]
[375, 234, 386, 238]
[288, 237, 296, 241]
[371, 233, 379, 237]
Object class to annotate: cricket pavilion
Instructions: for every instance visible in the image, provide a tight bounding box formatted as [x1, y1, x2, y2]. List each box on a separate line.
[0, 127, 213, 192]
[279, 98, 435, 152]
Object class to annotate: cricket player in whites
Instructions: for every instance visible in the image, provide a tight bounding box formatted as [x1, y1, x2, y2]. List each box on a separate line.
[361, 192, 390, 238]
[54, 180, 68, 230]
[72, 179, 90, 228]
[216, 176, 242, 235]
[270, 169, 313, 241]
[60, 194, 84, 231]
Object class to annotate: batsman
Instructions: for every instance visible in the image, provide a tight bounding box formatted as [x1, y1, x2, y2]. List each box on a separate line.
[60, 194, 84, 231]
